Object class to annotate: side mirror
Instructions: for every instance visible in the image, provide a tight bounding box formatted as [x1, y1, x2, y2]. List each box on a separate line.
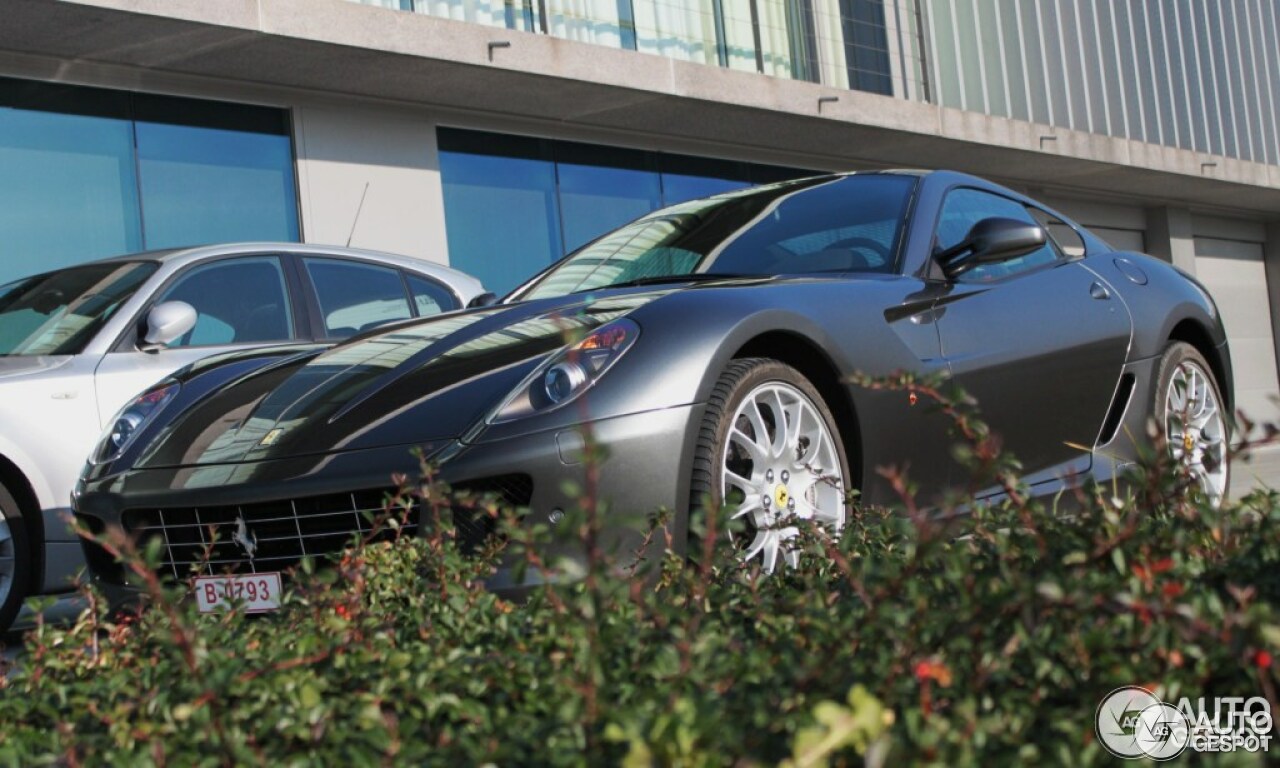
[935, 217, 1048, 279]
[467, 292, 499, 309]
[139, 301, 197, 353]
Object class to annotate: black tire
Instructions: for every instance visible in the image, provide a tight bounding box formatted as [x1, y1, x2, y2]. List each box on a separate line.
[0, 482, 32, 632]
[1152, 341, 1230, 504]
[689, 358, 852, 565]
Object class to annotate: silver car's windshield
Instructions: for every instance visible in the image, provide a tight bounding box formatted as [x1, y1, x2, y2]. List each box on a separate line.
[514, 174, 916, 301]
[0, 261, 158, 356]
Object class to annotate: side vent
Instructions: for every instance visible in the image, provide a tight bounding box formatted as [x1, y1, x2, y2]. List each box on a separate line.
[1097, 373, 1136, 446]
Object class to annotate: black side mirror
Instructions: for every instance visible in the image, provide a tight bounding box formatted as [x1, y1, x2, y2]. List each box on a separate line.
[935, 217, 1047, 279]
[467, 292, 499, 309]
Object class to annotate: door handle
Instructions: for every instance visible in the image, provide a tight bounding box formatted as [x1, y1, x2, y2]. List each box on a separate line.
[1089, 281, 1111, 300]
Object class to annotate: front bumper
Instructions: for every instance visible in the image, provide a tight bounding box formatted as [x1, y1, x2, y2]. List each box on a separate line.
[75, 404, 703, 604]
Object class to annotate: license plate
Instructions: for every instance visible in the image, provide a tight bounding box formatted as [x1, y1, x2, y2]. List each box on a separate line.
[194, 572, 282, 614]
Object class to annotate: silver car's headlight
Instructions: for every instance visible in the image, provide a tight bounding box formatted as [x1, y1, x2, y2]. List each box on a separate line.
[93, 380, 180, 464]
[488, 318, 639, 424]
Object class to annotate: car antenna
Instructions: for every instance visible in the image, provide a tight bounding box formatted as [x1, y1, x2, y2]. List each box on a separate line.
[345, 182, 371, 248]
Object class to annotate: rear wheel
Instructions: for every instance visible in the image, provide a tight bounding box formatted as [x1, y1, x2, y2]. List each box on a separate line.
[1153, 341, 1230, 506]
[0, 482, 31, 632]
[690, 359, 851, 571]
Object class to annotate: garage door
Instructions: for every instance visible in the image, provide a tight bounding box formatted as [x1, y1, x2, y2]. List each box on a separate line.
[1193, 236, 1280, 428]
[1090, 227, 1144, 253]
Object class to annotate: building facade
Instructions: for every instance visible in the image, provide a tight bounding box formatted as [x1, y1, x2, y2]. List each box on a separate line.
[2, 0, 1279, 476]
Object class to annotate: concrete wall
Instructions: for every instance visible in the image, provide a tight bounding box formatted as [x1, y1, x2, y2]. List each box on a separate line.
[294, 105, 450, 263]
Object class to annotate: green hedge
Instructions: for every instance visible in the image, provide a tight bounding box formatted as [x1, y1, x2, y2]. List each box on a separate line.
[1, 379, 1278, 766]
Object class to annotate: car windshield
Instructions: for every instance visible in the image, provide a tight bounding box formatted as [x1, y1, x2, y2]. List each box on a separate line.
[0, 261, 158, 356]
[514, 174, 916, 301]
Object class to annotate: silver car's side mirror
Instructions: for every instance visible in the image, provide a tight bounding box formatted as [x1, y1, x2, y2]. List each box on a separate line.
[140, 301, 197, 353]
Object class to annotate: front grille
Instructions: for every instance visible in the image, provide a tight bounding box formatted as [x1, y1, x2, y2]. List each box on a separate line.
[449, 474, 534, 554]
[121, 489, 416, 580]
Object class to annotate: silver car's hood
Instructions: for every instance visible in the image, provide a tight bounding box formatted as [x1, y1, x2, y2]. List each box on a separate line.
[0, 355, 74, 380]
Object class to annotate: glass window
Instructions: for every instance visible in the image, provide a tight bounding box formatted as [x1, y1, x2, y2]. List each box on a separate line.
[659, 154, 750, 205]
[555, 142, 663, 253]
[934, 188, 1060, 283]
[0, 261, 156, 356]
[720, 0, 764, 73]
[135, 122, 299, 249]
[634, 0, 720, 65]
[517, 174, 914, 300]
[406, 273, 459, 316]
[439, 130, 563, 297]
[544, 0, 635, 49]
[156, 257, 293, 347]
[304, 258, 412, 339]
[0, 108, 143, 284]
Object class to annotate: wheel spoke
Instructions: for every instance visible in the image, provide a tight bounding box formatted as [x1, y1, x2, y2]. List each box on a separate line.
[769, 388, 790, 460]
[724, 468, 754, 494]
[730, 427, 768, 464]
[731, 495, 763, 520]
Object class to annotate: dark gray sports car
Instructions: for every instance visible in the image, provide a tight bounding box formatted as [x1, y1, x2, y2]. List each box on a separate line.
[75, 170, 1232, 594]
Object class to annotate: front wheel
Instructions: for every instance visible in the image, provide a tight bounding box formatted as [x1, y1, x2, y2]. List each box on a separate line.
[1153, 341, 1230, 506]
[690, 358, 852, 572]
[0, 482, 31, 632]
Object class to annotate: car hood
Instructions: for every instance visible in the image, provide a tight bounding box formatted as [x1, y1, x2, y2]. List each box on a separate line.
[0, 355, 74, 380]
[135, 289, 671, 469]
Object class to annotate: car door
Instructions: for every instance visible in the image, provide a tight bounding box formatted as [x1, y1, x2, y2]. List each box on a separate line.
[92, 255, 299, 427]
[929, 188, 1132, 488]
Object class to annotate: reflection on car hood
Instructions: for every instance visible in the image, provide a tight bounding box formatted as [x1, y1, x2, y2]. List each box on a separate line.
[136, 291, 667, 469]
[0, 355, 73, 380]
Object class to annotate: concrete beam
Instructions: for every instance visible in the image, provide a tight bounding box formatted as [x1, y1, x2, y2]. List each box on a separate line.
[1, 0, 1279, 216]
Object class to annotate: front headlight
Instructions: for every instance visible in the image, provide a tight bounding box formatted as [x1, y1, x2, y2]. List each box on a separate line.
[93, 380, 180, 464]
[489, 318, 639, 424]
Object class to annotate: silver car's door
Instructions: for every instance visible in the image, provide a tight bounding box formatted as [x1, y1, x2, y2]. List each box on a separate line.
[93, 256, 299, 426]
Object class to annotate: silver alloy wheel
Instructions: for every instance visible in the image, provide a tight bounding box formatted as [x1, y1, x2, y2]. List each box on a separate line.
[1166, 359, 1228, 505]
[0, 513, 13, 608]
[721, 380, 846, 571]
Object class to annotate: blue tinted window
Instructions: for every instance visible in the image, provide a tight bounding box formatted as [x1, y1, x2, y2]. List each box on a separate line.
[555, 143, 662, 253]
[439, 131, 562, 296]
[437, 128, 818, 296]
[136, 123, 299, 249]
[659, 154, 751, 204]
[0, 79, 298, 287]
[0, 108, 143, 283]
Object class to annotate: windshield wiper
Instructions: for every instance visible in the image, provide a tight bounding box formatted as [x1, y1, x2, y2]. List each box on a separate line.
[578, 273, 765, 293]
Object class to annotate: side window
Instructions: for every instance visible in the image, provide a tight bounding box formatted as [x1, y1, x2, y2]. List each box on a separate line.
[405, 274, 459, 317]
[155, 257, 293, 347]
[304, 258, 412, 339]
[1030, 208, 1086, 257]
[935, 188, 1061, 282]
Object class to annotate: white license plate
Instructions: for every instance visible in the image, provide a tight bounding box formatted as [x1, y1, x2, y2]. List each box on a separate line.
[194, 572, 283, 614]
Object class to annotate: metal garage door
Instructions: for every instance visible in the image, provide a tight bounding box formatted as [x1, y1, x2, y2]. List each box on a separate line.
[1193, 236, 1280, 428]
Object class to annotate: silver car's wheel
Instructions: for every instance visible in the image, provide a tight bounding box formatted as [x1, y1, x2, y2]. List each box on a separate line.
[1156, 342, 1229, 506]
[0, 482, 29, 632]
[691, 358, 851, 573]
